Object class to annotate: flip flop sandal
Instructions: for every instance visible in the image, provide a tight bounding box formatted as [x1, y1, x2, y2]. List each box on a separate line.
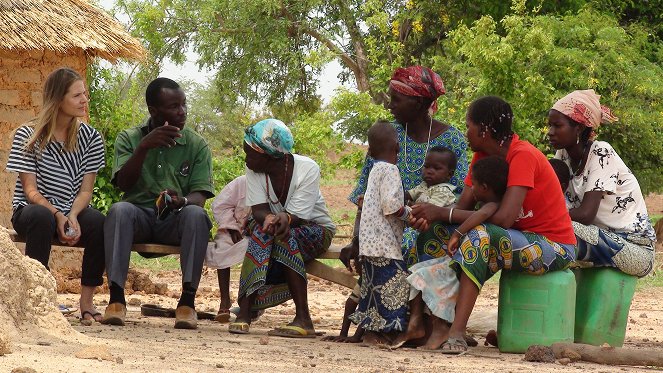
[267, 325, 317, 339]
[439, 337, 468, 355]
[228, 322, 250, 334]
[214, 309, 231, 323]
[196, 311, 216, 320]
[80, 311, 103, 325]
[58, 305, 77, 315]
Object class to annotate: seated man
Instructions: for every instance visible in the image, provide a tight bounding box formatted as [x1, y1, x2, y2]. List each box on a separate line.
[102, 77, 214, 329]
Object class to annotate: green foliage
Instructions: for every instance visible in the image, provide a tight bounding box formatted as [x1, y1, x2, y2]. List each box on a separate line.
[87, 63, 145, 214]
[328, 89, 390, 142]
[339, 148, 367, 171]
[435, 5, 663, 193]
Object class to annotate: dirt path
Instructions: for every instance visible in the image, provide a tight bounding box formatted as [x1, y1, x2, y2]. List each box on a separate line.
[2, 269, 662, 372]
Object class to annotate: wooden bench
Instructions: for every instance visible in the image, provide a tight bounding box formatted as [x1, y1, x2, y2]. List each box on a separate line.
[5, 228, 357, 289]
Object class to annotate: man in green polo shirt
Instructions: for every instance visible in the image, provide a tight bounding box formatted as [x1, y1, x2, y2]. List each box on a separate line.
[102, 77, 214, 330]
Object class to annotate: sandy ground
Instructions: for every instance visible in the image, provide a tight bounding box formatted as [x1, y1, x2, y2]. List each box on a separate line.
[2, 172, 662, 372]
[2, 267, 662, 372]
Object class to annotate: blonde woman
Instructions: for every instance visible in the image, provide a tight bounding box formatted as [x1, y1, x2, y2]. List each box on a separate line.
[6, 67, 106, 324]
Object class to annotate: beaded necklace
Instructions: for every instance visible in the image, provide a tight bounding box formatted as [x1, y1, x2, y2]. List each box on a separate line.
[403, 116, 433, 173]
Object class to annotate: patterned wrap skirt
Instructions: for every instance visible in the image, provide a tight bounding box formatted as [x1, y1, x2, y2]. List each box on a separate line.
[407, 256, 459, 323]
[239, 219, 333, 310]
[348, 256, 410, 333]
[573, 221, 655, 277]
[417, 223, 576, 289]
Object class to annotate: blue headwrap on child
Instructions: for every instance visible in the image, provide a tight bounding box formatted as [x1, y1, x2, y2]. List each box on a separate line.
[244, 118, 294, 158]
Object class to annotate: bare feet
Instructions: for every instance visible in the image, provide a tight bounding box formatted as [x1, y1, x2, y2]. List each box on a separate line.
[391, 314, 426, 348]
[322, 334, 362, 343]
[362, 331, 389, 346]
[421, 316, 450, 350]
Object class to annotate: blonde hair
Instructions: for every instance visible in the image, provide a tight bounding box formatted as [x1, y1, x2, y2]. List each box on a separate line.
[24, 67, 83, 153]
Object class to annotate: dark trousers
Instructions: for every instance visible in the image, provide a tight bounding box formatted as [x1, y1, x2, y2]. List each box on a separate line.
[12, 205, 106, 287]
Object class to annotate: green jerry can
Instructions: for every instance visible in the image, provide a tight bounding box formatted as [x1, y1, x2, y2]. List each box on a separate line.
[497, 269, 576, 353]
[574, 267, 637, 347]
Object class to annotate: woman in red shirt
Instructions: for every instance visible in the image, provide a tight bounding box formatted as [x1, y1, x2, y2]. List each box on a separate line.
[410, 96, 576, 353]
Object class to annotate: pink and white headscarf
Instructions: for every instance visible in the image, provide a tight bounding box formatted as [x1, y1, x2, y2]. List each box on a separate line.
[552, 89, 617, 138]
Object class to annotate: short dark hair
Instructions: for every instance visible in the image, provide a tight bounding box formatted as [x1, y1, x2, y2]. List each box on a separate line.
[467, 96, 514, 145]
[145, 77, 180, 107]
[428, 146, 457, 171]
[367, 121, 397, 154]
[549, 158, 571, 187]
[472, 155, 509, 197]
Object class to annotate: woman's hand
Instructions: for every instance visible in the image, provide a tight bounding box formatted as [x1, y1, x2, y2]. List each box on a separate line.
[65, 214, 82, 245]
[273, 212, 291, 238]
[55, 212, 74, 245]
[411, 203, 445, 222]
[262, 213, 278, 234]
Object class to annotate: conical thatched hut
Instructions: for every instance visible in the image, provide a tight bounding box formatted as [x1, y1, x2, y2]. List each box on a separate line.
[0, 0, 145, 226]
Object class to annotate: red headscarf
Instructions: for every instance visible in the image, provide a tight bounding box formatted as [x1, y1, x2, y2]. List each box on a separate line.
[389, 66, 446, 113]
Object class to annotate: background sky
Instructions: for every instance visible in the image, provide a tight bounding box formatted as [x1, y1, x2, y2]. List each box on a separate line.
[97, 0, 346, 103]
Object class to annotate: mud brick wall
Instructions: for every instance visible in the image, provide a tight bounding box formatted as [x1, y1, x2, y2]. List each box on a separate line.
[0, 49, 87, 227]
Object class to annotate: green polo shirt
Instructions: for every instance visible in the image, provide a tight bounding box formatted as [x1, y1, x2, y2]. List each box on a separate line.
[112, 120, 215, 208]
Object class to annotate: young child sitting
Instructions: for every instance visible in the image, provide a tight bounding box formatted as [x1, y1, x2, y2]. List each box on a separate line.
[402, 146, 458, 266]
[393, 155, 509, 350]
[346, 121, 413, 346]
[206, 175, 250, 322]
[405, 146, 457, 207]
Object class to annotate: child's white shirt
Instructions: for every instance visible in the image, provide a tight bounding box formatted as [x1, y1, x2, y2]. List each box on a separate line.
[359, 161, 406, 260]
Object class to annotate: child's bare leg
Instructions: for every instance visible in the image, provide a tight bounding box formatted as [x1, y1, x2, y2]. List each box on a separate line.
[391, 292, 426, 348]
[217, 268, 232, 311]
[421, 316, 450, 350]
[443, 272, 479, 352]
[322, 296, 358, 342]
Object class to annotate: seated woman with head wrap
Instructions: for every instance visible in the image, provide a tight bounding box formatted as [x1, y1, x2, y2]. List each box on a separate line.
[342, 66, 469, 269]
[547, 90, 655, 277]
[229, 119, 336, 338]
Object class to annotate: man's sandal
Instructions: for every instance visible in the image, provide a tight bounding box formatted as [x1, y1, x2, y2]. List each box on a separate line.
[228, 322, 250, 334]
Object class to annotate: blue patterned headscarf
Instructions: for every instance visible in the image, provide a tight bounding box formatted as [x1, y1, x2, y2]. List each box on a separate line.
[244, 118, 294, 158]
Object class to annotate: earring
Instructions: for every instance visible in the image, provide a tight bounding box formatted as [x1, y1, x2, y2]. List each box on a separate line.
[576, 133, 580, 144]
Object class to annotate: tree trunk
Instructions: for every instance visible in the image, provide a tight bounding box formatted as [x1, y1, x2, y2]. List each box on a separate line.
[551, 342, 663, 367]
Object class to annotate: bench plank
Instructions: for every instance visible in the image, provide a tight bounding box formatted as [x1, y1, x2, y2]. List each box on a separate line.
[6, 228, 355, 289]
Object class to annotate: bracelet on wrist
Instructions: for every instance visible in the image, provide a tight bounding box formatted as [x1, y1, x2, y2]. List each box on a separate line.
[448, 207, 455, 224]
[53, 210, 60, 217]
[286, 213, 293, 225]
[454, 228, 465, 236]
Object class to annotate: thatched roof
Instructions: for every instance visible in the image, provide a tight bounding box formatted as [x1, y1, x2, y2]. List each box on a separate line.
[0, 0, 145, 61]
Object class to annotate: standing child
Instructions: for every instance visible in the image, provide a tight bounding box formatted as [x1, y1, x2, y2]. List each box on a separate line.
[347, 121, 412, 345]
[394, 155, 509, 350]
[206, 175, 250, 322]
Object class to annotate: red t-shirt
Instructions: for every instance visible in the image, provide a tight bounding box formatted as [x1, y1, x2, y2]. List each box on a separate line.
[465, 135, 576, 244]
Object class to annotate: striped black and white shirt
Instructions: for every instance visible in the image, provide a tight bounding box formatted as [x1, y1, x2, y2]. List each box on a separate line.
[6, 123, 105, 214]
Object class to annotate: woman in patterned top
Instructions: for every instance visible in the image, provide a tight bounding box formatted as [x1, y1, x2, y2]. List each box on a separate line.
[6, 67, 106, 324]
[341, 66, 469, 271]
[548, 89, 655, 276]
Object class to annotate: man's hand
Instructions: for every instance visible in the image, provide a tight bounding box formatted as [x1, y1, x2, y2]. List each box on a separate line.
[139, 122, 182, 150]
[164, 189, 186, 209]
